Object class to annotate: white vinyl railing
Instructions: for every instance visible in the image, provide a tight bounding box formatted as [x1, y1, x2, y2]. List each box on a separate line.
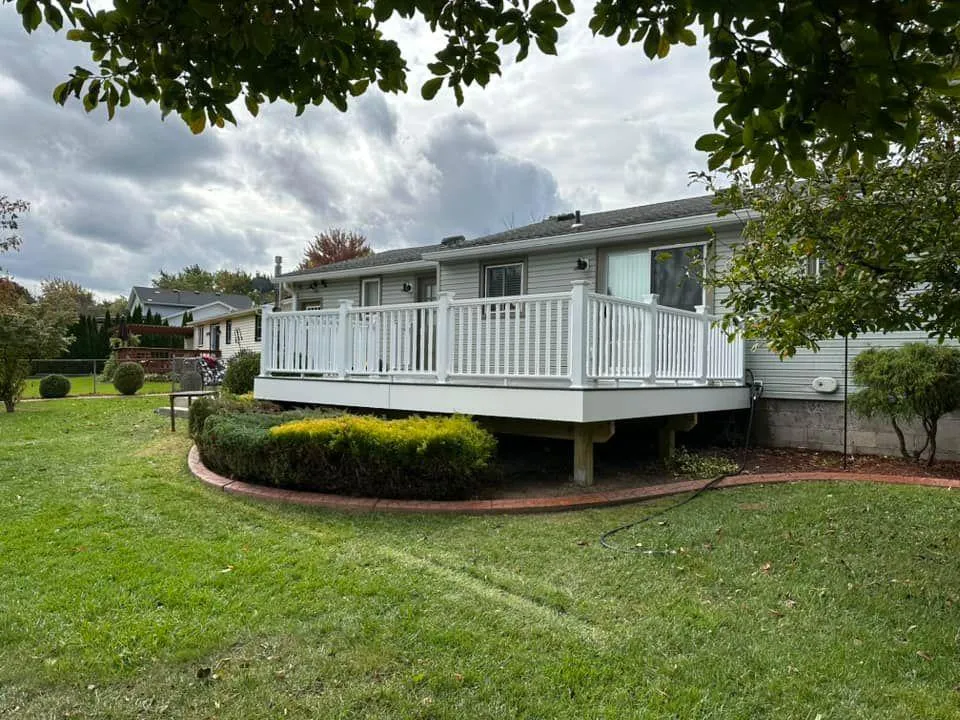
[261, 281, 744, 387]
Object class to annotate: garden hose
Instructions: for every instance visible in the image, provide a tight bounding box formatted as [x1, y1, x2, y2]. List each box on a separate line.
[599, 371, 764, 554]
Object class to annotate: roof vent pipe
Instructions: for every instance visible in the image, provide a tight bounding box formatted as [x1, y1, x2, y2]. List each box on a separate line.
[274, 255, 283, 278]
[441, 235, 465, 247]
[571, 210, 583, 229]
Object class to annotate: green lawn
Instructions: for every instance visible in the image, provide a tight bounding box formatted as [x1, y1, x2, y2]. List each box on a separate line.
[1, 399, 958, 719]
[22, 375, 172, 398]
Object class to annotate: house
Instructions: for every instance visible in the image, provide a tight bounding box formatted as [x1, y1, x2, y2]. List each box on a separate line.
[255, 196, 960, 476]
[126, 287, 254, 326]
[190, 306, 263, 360]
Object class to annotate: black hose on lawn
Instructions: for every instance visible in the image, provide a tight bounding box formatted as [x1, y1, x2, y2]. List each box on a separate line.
[599, 371, 763, 554]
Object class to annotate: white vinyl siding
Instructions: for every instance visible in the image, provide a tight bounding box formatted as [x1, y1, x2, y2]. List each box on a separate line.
[292, 272, 433, 308]
[191, 312, 261, 361]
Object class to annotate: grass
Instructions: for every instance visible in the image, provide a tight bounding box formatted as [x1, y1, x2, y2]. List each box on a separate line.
[1, 399, 959, 718]
[22, 375, 172, 398]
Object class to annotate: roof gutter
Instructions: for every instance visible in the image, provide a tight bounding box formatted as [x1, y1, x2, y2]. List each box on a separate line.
[281, 259, 437, 284]
[421, 212, 749, 261]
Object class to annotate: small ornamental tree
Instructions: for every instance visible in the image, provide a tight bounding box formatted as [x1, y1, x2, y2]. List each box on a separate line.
[299, 229, 372, 269]
[850, 344, 960, 466]
[0, 297, 73, 412]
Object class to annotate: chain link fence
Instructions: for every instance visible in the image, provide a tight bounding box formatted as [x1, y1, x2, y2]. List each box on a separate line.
[27, 358, 176, 395]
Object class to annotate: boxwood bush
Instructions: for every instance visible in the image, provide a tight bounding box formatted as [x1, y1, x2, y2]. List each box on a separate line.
[113, 362, 145, 395]
[196, 413, 496, 500]
[222, 351, 260, 395]
[39, 374, 71, 399]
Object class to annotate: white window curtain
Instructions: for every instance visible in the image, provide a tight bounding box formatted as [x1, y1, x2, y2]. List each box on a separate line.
[605, 249, 651, 301]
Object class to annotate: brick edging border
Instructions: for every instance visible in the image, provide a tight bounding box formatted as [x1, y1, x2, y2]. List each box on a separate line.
[187, 445, 960, 515]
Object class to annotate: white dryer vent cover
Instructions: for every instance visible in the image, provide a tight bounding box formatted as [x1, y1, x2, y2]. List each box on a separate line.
[812, 376, 838, 394]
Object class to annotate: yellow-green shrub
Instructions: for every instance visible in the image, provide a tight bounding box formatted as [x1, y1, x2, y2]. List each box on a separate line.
[197, 412, 496, 500]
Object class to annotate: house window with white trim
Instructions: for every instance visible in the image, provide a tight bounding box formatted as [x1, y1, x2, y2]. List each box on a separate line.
[254, 313, 262, 342]
[197, 325, 204, 346]
[225, 320, 232, 344]
[303, 301, 324, 310]
[361, 278, 381, 307]
[650, 244, 705, 311]
[483, 262, 524, 299]
[604, 243, 705, 311]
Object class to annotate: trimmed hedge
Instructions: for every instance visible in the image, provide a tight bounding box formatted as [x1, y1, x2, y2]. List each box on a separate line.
[113, 362, 145, 395]
[197, 413, 496, 500]
[39, 374, 71, 399]
[222, 351, 260, 395]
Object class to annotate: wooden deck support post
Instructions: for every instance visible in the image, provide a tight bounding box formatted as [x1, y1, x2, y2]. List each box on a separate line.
[657, 413, 699, 461]
[573, 423, 595, 487]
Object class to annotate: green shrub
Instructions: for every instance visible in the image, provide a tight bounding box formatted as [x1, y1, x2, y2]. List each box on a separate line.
[222, 351, 260, 395]
[113, 362, 145, 395]
[667, 448, 740, 479]
[38, 374, 71, 399]
[187, 394, 288, 439]
[196, 413, 496, 500]
[851, 343, 960, 465]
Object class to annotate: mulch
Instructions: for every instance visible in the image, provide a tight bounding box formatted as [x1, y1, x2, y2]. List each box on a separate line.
[481, 436, 960, 500]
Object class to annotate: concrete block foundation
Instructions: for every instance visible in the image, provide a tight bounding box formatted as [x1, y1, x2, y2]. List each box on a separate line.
[754, 398, 960, 461]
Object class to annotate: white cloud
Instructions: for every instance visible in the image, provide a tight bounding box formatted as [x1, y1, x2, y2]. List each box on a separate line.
[0, 10, 717, 298]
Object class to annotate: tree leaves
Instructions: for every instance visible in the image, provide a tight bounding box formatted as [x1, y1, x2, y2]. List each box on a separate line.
[11, 0, 960, 180]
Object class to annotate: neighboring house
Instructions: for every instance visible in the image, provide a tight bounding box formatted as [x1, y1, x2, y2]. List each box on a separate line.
[126, 287, 254, 326]
[254, 196, 960, 472]
[190, 306, 263, 361]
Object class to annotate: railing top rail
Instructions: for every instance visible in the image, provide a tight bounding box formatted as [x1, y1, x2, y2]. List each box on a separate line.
[270, 308, 341, 317]
[655, 304, 709, 320]
[586, 293, 655, 310]
[450, 291, 572, 306]
[347, 300, 439, 313]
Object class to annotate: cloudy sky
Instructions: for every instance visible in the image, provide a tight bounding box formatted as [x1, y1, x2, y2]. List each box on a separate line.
[0, 9, 716, 299]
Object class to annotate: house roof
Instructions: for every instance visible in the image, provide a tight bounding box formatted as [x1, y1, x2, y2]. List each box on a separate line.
[187, 305, 260, 326]
[278, 196, 720, 280]
[438, 196, 718, 252]
[130, 286, 255, 310]
[279, 244, 444, 279]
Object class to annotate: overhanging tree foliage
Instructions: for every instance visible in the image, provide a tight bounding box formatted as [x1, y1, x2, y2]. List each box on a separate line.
[8, 1, 960, 177]
[1, 195, 29, 257]
[152, 264, 260, 298]
[299, 229, 372, 269]
[708, 103, 960, 357]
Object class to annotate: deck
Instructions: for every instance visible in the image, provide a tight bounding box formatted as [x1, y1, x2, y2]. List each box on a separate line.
[254, 282, 749, 422]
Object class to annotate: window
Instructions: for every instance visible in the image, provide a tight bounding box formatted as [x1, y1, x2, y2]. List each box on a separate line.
[361, 278, 381, 307]
[198, 325, 204, 346]
[483, 262, 524, 298]
[303, 302, 324, 310]
[254, 312, 262, 342]
[225, 320, 232, 344]
[650, 244, 705, 311]
[603, 243, 705, 311]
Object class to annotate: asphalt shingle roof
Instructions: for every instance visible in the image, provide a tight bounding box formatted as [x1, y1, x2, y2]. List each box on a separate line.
[278, 196, 718, 278]
[131, 287, 254, 310]
[441, 196, 718, 251]
[279, 244, 444, 279]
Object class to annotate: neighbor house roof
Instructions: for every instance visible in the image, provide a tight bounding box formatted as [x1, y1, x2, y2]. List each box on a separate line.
[187, 305, 260, 327]
[129, 286, 255, 310]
